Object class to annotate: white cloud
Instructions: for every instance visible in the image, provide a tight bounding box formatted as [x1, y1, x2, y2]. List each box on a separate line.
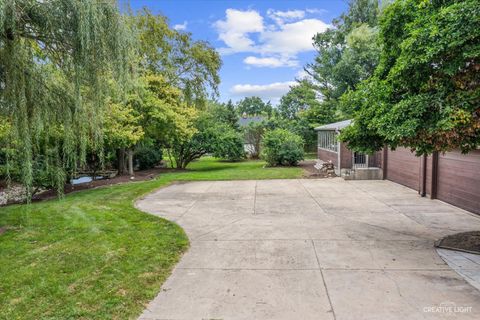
[214, 8, 330, 67]
[267, 9, 305, 25]
[243, 56, 298, 68]
[173, 21, 188, 31]
[214, 9, 264, 54]
[306, 8, 327, 15]
[230, 81, 297, 101]
[260, 19, 329, 55]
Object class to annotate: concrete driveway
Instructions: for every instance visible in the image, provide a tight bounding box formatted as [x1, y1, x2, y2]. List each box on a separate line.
[136, 179, 480, 320]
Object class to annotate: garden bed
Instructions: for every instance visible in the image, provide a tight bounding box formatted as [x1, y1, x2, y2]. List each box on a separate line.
[0, 167, 176, 206]
[435, 231, 480, 254]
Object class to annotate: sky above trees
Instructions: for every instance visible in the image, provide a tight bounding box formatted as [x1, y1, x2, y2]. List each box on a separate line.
[126, 0, 348, 104]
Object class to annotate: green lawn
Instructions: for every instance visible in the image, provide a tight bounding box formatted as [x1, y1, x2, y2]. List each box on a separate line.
[0, 158, 302, 319]
[304, 152, 318, 160]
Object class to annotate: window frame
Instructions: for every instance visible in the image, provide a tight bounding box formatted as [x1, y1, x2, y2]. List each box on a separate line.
[317, 130, 338, 153]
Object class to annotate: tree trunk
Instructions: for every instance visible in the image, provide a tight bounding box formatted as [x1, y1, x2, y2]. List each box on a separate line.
[117, 148, 126, 175]
[127, 149, 134, 176]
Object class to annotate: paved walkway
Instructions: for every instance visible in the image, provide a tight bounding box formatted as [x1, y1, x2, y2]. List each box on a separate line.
[136, 179, 480, 320]
[437, 248, 480, 291]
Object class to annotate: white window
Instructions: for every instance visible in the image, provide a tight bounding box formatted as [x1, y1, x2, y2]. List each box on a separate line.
[318, 131, 338, 152]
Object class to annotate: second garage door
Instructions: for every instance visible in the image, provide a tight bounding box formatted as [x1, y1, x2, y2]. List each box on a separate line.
[386, 147, 421, 191]
[437, 150, 480, 214]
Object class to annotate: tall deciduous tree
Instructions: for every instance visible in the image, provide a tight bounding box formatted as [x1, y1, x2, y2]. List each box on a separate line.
[276, 81, 335, 151]
[207, 100, 240, 130]
[306, 0, 380, 118]
[340, 0, 480, 155]
[134, 9, 221, 108]
[103, 99, 144, 176]
[236, 97, 273, 117]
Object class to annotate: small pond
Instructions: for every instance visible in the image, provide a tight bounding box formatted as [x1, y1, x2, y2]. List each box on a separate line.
[71, 176, 104, 185]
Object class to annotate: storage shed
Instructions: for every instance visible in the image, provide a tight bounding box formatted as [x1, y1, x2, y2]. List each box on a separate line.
[315, 119, 382, 179]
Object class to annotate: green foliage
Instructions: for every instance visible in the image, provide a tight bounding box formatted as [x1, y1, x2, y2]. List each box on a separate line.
[104, 99, 144, 150]
[340, 0, 480, 154]
[261, 129, 304, 166]
[212, 127, 245, 161]
[277, 80, 336, 151]
[278, 80, 318, 120]
[0, 0, 133, 197]
[135, 143, 163, 170]
[207, 100, 240, 130]
[307, 0, 380, 118]
[168, 112, 218, 169]
[137, 74, 198, 148]
[243, 121, 266, 159]
[272, 0, 380, 155]
[134, 9, 221, 107]
[236, 96, 273, 117]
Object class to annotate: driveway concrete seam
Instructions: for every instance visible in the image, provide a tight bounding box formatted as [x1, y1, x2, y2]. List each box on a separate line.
[174, 266, 456, 271]
[253, 180, 258, 215]
[174, 182, 215, 222]
[320, 267, 454, 271]
[176, 267, 320, 271]
[298, 180, 337, 320]
[193, 238, 438, 242]
[344, 181, 437, 231]
[191, 217, 250, 241]
[311, 240, 337, 320]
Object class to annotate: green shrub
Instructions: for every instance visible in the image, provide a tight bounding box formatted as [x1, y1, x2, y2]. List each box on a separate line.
[135, 145, 163, 170]
[213, 127, 245, 161]
[261, 129, 304, 166]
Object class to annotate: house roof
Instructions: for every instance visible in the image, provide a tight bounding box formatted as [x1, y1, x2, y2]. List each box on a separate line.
[238, 116, 265, 127]
[315, 119, 352, 131]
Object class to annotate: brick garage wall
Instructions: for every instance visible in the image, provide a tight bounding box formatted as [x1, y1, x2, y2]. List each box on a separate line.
[318, 148, 338, 167]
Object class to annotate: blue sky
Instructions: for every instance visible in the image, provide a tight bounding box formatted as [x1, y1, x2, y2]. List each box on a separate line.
[127, 0, 348, 104]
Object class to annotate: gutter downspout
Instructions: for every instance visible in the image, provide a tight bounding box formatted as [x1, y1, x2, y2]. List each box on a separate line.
[382, 146, 388, 180]
[431, 151, 439, 199]
[336, 129, 341, 176]
[421, 154, 427, 197]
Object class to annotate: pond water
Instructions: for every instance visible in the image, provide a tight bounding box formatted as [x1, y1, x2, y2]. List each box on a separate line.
[71, 176, 104, 185]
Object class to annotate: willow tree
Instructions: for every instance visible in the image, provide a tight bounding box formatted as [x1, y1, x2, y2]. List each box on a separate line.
[0, 0, 132, 196]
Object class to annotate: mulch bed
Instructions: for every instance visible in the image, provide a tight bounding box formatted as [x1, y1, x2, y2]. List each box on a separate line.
[435, 231, 480, 255]
[32, 167, 181, 202]
[0, 167, 185, 206]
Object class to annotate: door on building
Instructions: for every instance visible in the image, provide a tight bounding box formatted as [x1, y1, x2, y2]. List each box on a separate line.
[353, 152, 368, 169]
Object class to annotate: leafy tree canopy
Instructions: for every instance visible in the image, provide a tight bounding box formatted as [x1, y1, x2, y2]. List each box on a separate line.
[134, 9, 222, 108]
[306, 0, 380, 117]
[207, 100, 239, 130]
[276, 80, 335, 151]
[340, 0, 480, 155]
[236, 96, 273, 117]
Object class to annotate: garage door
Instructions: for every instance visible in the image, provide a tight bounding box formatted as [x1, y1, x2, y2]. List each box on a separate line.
[386, 147, 421, 191]
[437, 150, 480, 214]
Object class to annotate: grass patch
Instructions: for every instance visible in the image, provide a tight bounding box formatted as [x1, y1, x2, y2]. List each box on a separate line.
[0, 157, 302, 319]
[304, 152, 317, 160]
